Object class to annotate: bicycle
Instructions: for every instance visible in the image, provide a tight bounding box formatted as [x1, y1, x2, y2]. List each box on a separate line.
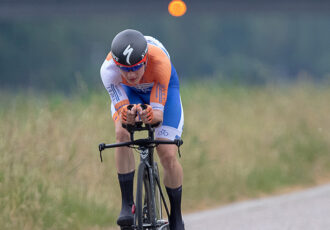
[98, 109, 183, 230]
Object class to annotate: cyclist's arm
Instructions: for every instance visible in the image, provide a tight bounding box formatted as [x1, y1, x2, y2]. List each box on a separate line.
[149, 80, 170, 124]
[148, 81, 170, 125]
[143, 44, 172, 124]
[152, 110, 163, 123]
[142, 43, 171, 114]
[100, 58, 130, 116]
[137, 104, 163, 125]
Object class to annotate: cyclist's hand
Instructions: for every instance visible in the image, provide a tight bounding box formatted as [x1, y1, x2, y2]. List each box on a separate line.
[121, 104, 137, 124]
[137, 104, 153, 124]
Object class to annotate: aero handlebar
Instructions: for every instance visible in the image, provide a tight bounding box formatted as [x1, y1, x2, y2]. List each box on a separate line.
[98, 115, 183, 162]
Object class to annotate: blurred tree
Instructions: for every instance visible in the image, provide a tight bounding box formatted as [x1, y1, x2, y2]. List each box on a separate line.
[1, 2, 330, 91]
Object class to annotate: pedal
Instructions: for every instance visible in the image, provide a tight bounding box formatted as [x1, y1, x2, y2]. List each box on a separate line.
[157, 222, 170, 230]
[156, 219, 168, 225]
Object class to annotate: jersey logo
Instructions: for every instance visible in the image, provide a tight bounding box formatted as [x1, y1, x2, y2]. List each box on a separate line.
[132, 83, 154, 93]
[123, 45, 133, 65]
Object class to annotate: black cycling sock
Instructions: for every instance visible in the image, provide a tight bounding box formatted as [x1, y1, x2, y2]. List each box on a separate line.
[166, 186, 184, 230]
[117, 171, 135, 225]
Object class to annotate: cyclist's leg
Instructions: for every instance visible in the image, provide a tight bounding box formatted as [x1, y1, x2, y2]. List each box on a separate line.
[111, 86, 144, 227]
[155, 79, 184, 187]
[112, 85, 145, 174]
[114, 120, 135, 174]
[155, 84, 184, 230]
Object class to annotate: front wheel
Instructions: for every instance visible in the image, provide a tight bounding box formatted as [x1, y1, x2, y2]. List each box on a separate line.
[136, 163, 154, 230]
[153, 162, 163, 221]
[153, 162, 170, 230]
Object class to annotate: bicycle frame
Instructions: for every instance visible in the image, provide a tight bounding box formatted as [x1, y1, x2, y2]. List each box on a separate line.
[98, 121, 183, 230]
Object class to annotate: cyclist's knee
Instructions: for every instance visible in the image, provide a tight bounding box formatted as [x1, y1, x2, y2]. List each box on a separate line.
[115, 124, 130, 142]
[157, 146, 177, 170]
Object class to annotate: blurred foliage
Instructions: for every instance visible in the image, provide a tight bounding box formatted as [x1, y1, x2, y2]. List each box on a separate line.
[1, 13, 330, 92]
[1, 83, 330, 229]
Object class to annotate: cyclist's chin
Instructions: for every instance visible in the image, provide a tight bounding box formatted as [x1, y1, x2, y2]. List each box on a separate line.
[127, 78, 140, 84]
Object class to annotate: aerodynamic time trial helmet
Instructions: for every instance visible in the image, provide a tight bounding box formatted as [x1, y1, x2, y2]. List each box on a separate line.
[111, 29, 148, 67]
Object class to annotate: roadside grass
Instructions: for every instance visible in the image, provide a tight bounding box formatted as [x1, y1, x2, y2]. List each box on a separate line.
[1, 82, 330, 229]
[180, 82, 330, 209]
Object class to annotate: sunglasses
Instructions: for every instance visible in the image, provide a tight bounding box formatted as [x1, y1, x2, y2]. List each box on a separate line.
[117, 63, 144, 72]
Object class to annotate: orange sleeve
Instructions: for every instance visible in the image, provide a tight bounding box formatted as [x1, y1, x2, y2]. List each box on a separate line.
[144, 45, 172, 106]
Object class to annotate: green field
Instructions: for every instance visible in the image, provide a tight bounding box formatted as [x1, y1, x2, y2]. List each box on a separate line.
[1, 83, 330, 229]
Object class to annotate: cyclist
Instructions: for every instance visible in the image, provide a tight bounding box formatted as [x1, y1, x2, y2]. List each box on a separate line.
[100, 29, 184, 230]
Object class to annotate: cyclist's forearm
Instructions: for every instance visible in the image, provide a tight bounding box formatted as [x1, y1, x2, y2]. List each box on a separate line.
[152, 110, 163, 124]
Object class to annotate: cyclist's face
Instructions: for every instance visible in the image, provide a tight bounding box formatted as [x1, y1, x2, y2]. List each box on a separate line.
[119, 63, 146, 84]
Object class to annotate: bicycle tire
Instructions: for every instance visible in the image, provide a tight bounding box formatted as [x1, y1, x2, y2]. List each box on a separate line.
[136, 162, 153, 230]
[153, 162, 163, 221]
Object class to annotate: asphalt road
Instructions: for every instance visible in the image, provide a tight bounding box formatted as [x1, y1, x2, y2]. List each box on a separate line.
[184, 184, 330, 230]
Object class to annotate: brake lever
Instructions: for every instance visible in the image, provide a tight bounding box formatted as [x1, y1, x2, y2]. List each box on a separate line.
[99, 143, 105, 162]
[99, 151, 103, 162]
[175, 139, 183, 158]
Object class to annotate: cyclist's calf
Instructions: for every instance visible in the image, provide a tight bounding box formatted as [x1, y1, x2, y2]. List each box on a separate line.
[156, 143, 183, 188]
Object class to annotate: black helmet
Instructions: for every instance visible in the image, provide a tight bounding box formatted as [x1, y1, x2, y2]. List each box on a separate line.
[111, 29, 148, 67]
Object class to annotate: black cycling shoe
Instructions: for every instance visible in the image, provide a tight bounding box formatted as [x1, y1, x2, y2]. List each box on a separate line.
[117, 205, 134, 227]
[117, 215, 134, 226]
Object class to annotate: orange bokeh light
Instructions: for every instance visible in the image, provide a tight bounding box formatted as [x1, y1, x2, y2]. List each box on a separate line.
[168, 0, 187, 17]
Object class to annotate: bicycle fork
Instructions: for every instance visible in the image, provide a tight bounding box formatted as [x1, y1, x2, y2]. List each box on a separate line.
[139, 146, 157, 227]
[139, 146, 170, 228]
